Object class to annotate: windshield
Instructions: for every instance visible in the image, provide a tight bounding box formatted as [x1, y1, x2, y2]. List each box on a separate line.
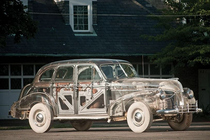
[100, 63, 138, 79]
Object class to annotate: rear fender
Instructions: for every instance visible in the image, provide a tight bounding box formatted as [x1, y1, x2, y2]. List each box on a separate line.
[16, 92, 57, 118]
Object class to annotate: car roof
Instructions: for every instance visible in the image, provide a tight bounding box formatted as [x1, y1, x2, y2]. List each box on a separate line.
[37, 58, 130, 73]
[34, 58, 132, 83]
[45, 58, 129, 67]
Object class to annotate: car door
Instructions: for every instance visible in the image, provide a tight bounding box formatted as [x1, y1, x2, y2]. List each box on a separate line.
[76, 65, 107, 114]
[53, 65, 75, 115]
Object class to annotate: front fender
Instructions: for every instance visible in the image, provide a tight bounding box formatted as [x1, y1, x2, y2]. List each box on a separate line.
[158, 80, 184, 106]
[109, 91, 154, 117]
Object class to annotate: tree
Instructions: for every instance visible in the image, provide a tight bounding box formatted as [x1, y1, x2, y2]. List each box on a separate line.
[0, 0, 37, 47]
[144, 0, 210, 68]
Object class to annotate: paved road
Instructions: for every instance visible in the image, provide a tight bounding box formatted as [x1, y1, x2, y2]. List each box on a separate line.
[0, 122, 210, 140]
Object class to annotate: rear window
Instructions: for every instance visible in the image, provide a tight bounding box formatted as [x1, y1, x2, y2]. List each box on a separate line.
[40, 69, 54, 81]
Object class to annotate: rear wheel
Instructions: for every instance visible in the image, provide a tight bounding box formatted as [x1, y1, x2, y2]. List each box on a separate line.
[168, 113, 193, 131]
[127, 102, 153, 133]
[70, 120, 92, 131]
[29, 103, 53, 133]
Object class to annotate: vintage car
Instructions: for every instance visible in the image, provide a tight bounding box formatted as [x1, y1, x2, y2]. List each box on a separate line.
[10, 59, 202, 133]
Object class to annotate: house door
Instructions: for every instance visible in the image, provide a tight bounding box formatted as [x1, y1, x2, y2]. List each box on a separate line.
[76, 65, 106, 114]
[198, 69, 210, 111]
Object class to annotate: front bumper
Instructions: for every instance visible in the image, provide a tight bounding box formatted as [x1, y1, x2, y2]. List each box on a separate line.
[156, 101, 203, 115]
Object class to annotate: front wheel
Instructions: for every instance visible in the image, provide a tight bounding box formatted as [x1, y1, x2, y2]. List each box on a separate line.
[70, 120, 92, 131]
[127, 102, 153, 133]
[29, 103, 53, 133]
[168, 113, 193, 131]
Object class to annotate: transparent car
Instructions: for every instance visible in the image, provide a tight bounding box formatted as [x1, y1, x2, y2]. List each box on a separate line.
[9, 59, 202, 133]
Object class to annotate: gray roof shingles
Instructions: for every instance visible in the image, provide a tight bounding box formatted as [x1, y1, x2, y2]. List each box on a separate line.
[1, 0, 165, 57]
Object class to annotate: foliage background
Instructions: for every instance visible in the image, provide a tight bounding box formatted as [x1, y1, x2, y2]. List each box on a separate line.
[0, 0, 37, 47]
[144, 0, 210, 68]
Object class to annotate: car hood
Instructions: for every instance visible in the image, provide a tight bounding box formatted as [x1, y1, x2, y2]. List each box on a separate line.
[109, 77, 184, 92]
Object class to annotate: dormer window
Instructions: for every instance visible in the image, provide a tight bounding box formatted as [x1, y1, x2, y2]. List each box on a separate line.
[70, 0, 97, 35]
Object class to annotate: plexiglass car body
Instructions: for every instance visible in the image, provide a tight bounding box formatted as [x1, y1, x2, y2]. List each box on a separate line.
[10, 59, 202, 133]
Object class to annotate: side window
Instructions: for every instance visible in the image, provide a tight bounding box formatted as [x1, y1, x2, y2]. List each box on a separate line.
[116, 66, 126, 78]
[101, 65, 114, 79]
[55, 66, 73, 81]
[78, 66, 100, 81]
[121, 64, 136, 78]
[40, 69, 54, 81]
[92, 67, 100, 80]
[78, 66, 91, 80]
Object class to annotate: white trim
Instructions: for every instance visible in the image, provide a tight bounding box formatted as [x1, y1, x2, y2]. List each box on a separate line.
[54, 0, 69, 2]
[74, 28, 97, 36]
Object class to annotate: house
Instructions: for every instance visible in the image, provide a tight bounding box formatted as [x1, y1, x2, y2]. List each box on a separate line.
[0, 0, 208, 119]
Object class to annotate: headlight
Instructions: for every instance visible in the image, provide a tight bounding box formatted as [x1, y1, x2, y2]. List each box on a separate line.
[159, 90, 166, 100]
[184, 88, 194, 99]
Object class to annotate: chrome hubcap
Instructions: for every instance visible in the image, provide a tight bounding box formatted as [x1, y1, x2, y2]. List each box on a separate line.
[134, 112, 142, 122]
[133, 109, 144, 127]
[34, 111, 45, 127]
[36, 113, 44, 123]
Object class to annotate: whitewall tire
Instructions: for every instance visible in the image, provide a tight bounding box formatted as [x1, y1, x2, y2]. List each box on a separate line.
[127, 102, 153, 133]
[29, 103, 53, 133]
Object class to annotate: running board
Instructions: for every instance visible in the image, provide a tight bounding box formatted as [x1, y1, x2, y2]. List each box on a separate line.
[54, 115, 109, 120]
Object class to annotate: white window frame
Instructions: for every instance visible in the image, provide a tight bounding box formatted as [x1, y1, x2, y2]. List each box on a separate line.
[132, 63, 174, 79]
[0, 63, 44, 91]
[70, 0, 96, 33]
